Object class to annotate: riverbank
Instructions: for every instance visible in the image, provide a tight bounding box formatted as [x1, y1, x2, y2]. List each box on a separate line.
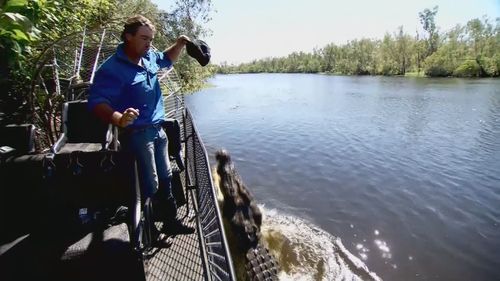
[215, 70, 499, 79]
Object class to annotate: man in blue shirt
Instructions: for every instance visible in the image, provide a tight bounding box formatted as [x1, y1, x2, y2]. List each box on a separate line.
[88, 15, 194, 236]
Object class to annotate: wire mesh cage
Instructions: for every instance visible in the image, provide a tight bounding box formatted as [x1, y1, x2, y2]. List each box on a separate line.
[31, 28, 122, 149]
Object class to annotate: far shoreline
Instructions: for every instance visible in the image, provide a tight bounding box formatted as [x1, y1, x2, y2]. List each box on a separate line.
[213, 72, 499, 79]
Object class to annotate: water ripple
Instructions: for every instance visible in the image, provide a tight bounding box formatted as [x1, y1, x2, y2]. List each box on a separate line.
[188, 74, 500, 281]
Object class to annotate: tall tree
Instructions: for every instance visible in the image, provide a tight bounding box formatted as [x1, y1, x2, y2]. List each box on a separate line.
[413, 30, 426, 74]
[395, 26, 411, 75]
[321, 43, 337, 73]
[418, 6, 439, 57]
[378, 33, 397, 75]
[158, 0, 213, 92]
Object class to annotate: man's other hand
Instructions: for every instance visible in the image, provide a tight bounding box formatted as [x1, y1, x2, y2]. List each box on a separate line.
[119, 108, 140, 127]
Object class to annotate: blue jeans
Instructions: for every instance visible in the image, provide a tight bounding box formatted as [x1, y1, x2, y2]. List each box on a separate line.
[124, 125, 173, 200]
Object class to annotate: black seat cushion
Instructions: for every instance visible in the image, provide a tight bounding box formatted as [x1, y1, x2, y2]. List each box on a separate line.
[0, 124, 35, 155]
[65, 101, 109, 144]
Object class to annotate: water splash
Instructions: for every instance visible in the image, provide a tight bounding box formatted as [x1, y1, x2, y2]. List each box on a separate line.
[260, 206, 382, 281]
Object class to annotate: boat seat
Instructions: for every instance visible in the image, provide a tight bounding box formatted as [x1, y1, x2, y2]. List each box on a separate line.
[49, 151, 134, 211]
[0, 151, 135, 237]
[0, 124, 36, 161]
[47, 151, 143, 280]
[52, 99, 113, 154]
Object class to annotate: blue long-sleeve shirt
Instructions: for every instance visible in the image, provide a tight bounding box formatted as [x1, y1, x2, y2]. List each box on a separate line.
[88, 43, 172, 129]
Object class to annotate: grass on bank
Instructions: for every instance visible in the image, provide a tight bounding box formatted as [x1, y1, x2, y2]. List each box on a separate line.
[404, 72, 426, 77]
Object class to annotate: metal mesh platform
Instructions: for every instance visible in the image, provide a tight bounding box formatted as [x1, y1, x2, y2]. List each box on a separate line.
[145, 201, 204, 281]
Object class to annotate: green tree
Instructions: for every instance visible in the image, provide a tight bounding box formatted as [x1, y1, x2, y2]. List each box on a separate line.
[464, 17, 499, 76]
[158, 0, 214, 92]
[321, 43, 337, 73]
[217, 9, 498, 79]
[377, 33, 398, 75]
[395, 26, 412, 75]
[412, 30, 426, 74]
[419, 6, 439, 57]
[1, 0, 114, 127]
[0, 0, 39, 73]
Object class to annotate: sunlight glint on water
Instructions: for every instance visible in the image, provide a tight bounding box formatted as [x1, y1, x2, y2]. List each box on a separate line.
[190, 74, 500, 281]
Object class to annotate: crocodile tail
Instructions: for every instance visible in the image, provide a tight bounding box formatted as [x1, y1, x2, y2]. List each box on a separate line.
[245, 245, 280, 281]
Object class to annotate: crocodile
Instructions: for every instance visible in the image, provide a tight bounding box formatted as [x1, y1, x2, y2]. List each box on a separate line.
[212, 149, 280, 281]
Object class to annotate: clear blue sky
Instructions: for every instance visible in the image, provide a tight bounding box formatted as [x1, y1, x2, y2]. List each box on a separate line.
[153, 0, 499, 64]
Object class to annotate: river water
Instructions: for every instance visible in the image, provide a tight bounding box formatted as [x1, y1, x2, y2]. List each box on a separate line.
[185, 74, 500, 281]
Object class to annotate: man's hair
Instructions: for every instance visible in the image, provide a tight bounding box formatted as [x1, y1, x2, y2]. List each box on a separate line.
[121, 15, 156, 42]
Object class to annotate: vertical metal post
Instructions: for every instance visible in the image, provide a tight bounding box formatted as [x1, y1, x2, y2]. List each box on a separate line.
[76, 27, 86, 79]
[90, 29, 106, 83]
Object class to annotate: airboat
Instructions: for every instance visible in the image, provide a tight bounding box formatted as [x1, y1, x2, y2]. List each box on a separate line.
[0, 29, 237, 281]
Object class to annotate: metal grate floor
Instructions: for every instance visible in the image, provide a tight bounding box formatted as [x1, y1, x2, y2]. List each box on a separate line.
[145, 193, 204, 281]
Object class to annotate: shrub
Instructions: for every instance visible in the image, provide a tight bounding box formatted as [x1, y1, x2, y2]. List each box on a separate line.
[453, 60, 481, 77]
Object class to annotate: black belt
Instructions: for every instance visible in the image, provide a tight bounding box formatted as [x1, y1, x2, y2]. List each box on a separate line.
[123, 123, 163, 134]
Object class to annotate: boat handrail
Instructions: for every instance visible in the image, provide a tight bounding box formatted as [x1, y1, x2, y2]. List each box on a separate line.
[163, 84, 236, 281]
[183, 107, 236, 281]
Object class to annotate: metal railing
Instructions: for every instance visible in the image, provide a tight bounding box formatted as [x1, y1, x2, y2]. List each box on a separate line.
[184, 108, 236, 281]
[163, 75, 235, 281]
